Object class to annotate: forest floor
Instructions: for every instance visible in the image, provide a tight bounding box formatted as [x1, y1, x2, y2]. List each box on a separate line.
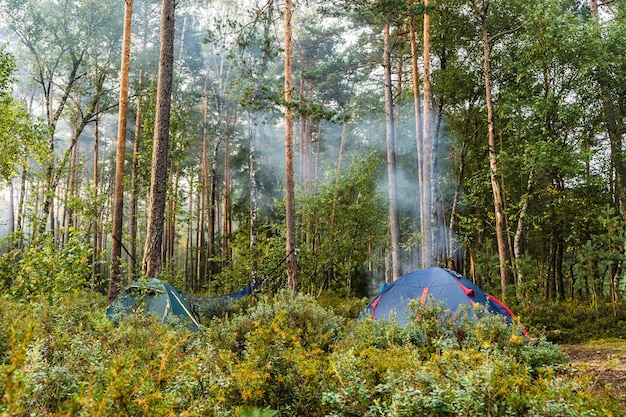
[560, 340, 626, 408]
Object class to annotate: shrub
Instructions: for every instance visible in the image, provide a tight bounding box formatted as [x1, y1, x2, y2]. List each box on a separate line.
[0, 230, 93, 300]
[194, 290, 346, 414]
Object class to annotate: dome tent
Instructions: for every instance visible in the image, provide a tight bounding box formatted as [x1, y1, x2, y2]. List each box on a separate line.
[106, 279, 200, 330]
[361, 267, 525, 333]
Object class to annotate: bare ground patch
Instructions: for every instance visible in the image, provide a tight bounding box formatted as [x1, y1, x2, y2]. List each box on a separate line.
[560, 341, 626, 409]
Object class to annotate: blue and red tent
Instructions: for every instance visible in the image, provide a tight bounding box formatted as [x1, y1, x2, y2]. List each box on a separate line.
[362, 267, 526, 335]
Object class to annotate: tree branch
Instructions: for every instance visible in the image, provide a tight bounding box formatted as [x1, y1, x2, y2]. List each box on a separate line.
[489, 25, 523, 43]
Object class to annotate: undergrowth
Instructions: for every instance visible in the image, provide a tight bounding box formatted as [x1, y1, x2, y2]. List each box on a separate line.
[519, 300, 626, 343]
[0, 290, 624, 416]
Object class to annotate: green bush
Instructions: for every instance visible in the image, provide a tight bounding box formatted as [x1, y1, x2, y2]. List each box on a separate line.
[0, 230, 93, 300]
[193, 291, 345, 414]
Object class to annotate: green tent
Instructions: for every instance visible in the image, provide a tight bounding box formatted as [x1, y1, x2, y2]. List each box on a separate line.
[106, 279, 200, 330]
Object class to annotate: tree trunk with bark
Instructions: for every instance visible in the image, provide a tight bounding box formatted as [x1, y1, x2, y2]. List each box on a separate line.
[409, 0, 425, 267]
[143, 0, 175, 279]
[129, 70, 143, 277]
[92, 103, 101, 285]
[589, 1, 626, 217]
[514, 169, 533, 298]
[15, 161, 27, 250]
[107, 0, 133, 303]
[223, 118, 232, 265]
[471, 0, 512, 298]
[421, 0, 435, 268]
[197, 73, 210, 288]
[284, 0, 298, 292]
[383, 22, 401, 282]
[249, 116, 259, 284]
[207, 135, 222, 280]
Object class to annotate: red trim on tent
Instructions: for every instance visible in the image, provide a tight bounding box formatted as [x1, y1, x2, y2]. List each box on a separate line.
[487, 294, 530, 339]
[369, 294, 382, 320]
[412, 287, 430, 322]
[455, 281, 475, 298]
[487, 294, 516, 317]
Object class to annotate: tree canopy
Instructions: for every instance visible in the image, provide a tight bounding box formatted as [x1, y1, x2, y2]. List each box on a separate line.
[0, 0, 624, 308]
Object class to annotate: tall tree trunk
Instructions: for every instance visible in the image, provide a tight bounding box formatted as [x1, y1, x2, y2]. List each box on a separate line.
[545, 233, 556, 301]
[16, 161, 27, 250]
[383, 23, 401, 281]
[208, 135, 222, 280]
[197, 73, 209, 287]
[249, 115, 259, 284]
[395, 27, 403, 125]
[223, 116, 232, 265]
[166, 159, 181, 273]
[472, 0, 512, 298]
[108, 0, 133, 303]
[92, 103, 101, 286]
[589, 0, 626, 217]
[303, 85, 313, 189]
[298, 79, 305, 182]
[409, 1, 425, 269]
[314, 121, 322, 185]
[421, 0, 435, 268]
[98, 162, 107, 278]
[195, 186, 201, 286]
[514, 169, 533, 299]
[555, 222, 565, 300]
[185, 174, 194, 286]
[143, 0, 176, 279]
[325, 117, 349, 291]
[63, 119, 80, 244]
[129, 70, 143, 277]
[284, 0, 298, 292]
[449, 134, 467, 270]
[38, 52, 83, 238]
[8, 180, 14, 240]
[31, 180, 40, 243]
[129, 0, 151, 276]
[298, 85, 312, 252]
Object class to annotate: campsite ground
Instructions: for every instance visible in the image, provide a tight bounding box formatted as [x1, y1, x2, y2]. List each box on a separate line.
[560, 340, 626, 408]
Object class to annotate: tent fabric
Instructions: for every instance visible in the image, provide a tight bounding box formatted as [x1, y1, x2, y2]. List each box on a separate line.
[106, 279, 201, 330]
[361, 267, 523, 330]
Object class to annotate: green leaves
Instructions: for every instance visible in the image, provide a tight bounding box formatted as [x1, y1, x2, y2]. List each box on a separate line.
[1, 230, 94, 300]
[0, 45, 48, 184]
[295, 153, 388, 294]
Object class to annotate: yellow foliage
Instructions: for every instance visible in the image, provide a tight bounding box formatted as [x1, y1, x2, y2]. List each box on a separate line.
[509, 334, 525, 347]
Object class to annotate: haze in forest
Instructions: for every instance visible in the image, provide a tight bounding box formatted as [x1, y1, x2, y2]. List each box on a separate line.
[0, 0, 624, 306]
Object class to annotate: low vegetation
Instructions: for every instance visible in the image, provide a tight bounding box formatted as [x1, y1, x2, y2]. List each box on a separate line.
[520, 301, 626, 343]
[1, 288, 624, 416]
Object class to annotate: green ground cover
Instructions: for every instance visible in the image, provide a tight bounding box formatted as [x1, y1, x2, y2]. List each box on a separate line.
[1, 290, 624, 416]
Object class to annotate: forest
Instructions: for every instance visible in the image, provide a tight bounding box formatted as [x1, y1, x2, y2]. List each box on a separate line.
[1, 0, 626, 415]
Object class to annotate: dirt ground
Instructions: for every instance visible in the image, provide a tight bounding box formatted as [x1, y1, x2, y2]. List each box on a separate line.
[560, 341, 626, 408]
